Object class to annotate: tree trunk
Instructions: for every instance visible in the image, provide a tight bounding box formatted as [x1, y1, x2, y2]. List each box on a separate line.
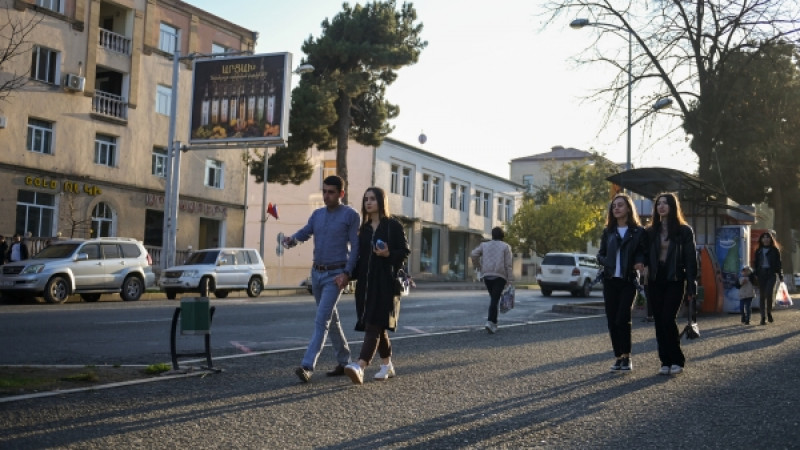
[336, 92, 352, 204]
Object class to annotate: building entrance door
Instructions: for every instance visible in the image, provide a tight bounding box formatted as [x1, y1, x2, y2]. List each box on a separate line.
[199, 218, 221, 249]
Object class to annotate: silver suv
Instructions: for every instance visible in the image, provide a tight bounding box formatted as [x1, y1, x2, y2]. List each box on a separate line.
[536, 252, 602, 297]
[0, 237, 155, 303]
[158, 248, 267, 299]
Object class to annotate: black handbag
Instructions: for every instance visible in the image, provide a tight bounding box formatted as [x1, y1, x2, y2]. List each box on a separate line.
[680, 296, 700, 340]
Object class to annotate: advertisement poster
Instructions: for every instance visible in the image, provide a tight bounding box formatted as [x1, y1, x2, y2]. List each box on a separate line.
[716, 225, 749, 313]
[189, 53, 292, 145]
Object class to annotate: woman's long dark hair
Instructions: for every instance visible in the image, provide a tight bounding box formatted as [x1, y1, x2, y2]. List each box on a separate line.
[360, 187, 390, 227]
[756, 231, 782, 251]
[604, 193, 642, 229]
[650, 192, 687, 239]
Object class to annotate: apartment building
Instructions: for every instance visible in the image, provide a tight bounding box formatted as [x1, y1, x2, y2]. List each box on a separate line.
[244, 138, 523, 285]
[0, 0, 256, 258]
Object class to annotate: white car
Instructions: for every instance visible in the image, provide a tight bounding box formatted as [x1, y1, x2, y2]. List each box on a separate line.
[159, 248, 267, 299]
[536, 252, 602, 297]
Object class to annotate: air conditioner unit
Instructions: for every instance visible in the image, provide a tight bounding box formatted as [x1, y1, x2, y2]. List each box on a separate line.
[64, 73, 85, 92]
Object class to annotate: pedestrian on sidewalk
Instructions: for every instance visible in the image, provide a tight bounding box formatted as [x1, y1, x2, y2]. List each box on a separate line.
[597, 193, 647, 372]
[470, 227, 513, 334]
[344, 187, 410, 385]
[282, 175, 359, 383]
[737, 265, 756, 325]
[645, 192, 698, 376]
[753, 231, 783, 325]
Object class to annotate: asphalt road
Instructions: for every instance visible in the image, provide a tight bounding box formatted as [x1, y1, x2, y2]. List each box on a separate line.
[2, 290, 799, 448]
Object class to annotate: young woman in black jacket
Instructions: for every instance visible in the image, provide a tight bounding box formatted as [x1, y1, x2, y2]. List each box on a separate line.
[344, 187, 410, 385]
[646, 192, 698, 376]
[597, 193, 647, 372]
[753, 231, 784, 325]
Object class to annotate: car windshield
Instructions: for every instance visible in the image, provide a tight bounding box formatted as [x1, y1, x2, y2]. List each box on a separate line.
[183, 251, 220, 265]
[542, 255, 574, 266]
[32, 244, 81, 259]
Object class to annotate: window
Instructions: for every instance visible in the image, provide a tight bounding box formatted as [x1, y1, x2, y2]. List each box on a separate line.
[205, 159, 224, 188]
[458, 185, 466, 212]
[16, 190, 55, 237]
[505, 199, 512, 222]
[94, 134, 117, 167]
[323, 160, 337, 180]
[212, 43, 232, 57]
[402, 168, 411, 197]
[421, 174, 430, 202]
[483, 192, 490, 218]
[30, 46, 58, 84]
[474, 190, 482, 215]
[152, 147, 167, 177]
[144, 209, 163, 246]
[156, 85, 171, 115]
[432, 177, 441, 205]
[158, 23, 178, 54]
[391, 165, 400, 194]
[449, 183, 457, 209]
[91, 202, 115, 238]
[522, 175, 534, 193]
[497, 198, 504, 221]
[27, 118, 54, 155]
[36, 0, 62, 13]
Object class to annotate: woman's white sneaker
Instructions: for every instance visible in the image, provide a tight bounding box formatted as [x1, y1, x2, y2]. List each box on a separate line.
[374, 363, 395, 380]
[344, 363, 364, 385]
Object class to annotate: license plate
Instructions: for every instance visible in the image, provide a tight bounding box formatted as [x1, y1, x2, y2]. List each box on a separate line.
[549, 269, 563, 274]
[0, 280, 14, 287]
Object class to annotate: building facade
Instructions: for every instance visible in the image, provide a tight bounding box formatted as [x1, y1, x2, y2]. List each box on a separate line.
[0, 0, 256, 260]
[244, 138, 523, 285]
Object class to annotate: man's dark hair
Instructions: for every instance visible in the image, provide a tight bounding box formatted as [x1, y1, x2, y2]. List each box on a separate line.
[491, 227, 505, 241]
[323, 175, 345, 192]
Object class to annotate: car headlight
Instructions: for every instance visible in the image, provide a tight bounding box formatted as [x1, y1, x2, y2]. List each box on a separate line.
[182, 270, 199, 277]
[22, 264, 46, 274]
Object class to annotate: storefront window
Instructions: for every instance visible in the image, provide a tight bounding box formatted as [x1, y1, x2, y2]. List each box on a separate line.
[448, 232, 467, 280]
[144, 209, 163, 246]
[420, 227, 439, 274]
[16, 190, 55, 237]
[90, 202, 115, 238]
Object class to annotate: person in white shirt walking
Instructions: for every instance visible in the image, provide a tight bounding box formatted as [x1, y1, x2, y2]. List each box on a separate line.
[470, 227, 513, 334]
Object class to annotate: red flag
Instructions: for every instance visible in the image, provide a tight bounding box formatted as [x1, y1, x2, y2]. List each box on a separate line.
[267, 203, 279, 220]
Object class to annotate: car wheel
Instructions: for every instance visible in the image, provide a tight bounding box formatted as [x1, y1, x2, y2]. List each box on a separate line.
[44, 276, 70, 304]
[214, 290, 229, 299]
[581, 279, 592, 297]
[541, 288, 552, 297]
[247, 277, 263, 297]
[165, 289, 177, 300]
[81, 293, 101, 302]
[199, 277, 213, 297]
[120, 276, 144, 301]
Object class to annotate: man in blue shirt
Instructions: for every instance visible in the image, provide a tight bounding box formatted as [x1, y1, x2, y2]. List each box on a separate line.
[283, 175, 360, 382]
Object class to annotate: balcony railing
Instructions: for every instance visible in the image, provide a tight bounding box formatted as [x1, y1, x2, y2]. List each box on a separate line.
[92, 90, 128, 121]
[99, 28, 131, 55]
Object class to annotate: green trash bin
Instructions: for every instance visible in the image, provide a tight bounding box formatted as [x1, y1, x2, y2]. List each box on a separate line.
[180, 297, 210, 335]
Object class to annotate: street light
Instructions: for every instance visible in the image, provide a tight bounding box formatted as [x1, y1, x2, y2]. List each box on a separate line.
[258, 63, 315, 258]
[630, 97, 673, 127]
[570, 18, 633, 171]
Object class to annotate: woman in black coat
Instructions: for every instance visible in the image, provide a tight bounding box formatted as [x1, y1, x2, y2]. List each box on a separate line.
[752, 231, 783, 325]
[646, 192, 698, 376]
[344, 187, 410, 385]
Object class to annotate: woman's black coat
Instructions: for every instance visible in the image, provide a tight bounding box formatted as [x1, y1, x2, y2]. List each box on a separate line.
[753, 245, 783, 281]
[645, 224, 698, 297]
[597, 225, 647, 283]
[353, 217, 410, 332]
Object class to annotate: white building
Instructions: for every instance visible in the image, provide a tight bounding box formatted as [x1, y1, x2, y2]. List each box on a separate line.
[244, 137, 523, 285]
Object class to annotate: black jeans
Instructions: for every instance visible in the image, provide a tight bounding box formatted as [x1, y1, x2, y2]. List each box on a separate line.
[358, 323, 391, 364]
[602, 277, 636, 357]
[757, 270, 777, 320]
[484, 276, 506, 324]
[647, 279, 685, 367]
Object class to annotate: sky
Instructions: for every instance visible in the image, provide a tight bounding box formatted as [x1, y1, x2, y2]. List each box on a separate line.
[187, 0, 697, 179]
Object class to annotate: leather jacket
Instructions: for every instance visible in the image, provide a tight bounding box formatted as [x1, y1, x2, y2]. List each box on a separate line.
[646, 224, 698, 296]
[597, 225, 647, 283]
[753, 246, 783, 281]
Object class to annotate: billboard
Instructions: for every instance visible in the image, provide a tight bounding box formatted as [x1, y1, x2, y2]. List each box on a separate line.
[189, 52, 292, 145]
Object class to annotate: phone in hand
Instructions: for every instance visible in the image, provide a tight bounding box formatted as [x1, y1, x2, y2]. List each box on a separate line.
[375, 239, 386, 250]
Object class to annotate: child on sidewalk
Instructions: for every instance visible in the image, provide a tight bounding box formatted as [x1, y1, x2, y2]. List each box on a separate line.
[738, 266, 755, 325]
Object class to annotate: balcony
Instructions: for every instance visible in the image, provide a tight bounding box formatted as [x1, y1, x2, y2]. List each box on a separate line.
[99, 28, 131, 55]
[92, 90, 128, 121]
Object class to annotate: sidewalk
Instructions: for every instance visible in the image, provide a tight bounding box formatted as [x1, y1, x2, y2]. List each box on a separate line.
[2, 301, 799, 447]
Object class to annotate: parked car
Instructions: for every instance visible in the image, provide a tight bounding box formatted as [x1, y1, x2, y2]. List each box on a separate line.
[159, 248, 267, 299]
[536, 252, 602, 297]
[0, 237, 155, 304]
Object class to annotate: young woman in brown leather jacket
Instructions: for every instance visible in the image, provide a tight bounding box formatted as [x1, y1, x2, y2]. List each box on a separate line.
[597, 193, 647, 372]
[646, 192, 698, 376]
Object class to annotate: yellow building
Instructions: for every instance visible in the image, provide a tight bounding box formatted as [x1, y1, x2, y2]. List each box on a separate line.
[0, 0, 256, 262]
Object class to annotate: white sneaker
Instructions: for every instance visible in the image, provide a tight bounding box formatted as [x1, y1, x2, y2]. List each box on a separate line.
[658, 366, 670, 375]
[670, 365, 683, 375]
[485, 321, 497, 334]
[344, 363, 363, 385]
[374, 363, 395, 380]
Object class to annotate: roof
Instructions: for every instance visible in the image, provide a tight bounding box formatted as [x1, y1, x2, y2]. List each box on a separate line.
[510, 146, 595, 163]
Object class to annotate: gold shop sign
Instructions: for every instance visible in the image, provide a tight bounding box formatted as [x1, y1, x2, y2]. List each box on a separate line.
[25, 176, 103, 196]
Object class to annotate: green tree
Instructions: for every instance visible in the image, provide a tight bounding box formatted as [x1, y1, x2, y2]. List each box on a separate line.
[253, 1, 426, 201]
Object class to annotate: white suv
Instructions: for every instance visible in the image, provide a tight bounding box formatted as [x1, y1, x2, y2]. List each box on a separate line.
[536, 252, 602, 297]
[159, 248, 267, 299]
[0, 237, 155, 303]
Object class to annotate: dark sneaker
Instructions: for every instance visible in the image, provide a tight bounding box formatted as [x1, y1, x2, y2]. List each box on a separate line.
[610, 358, 623, 371]
[295, 366, 312, 383]
[768, 314, 774, 323]
[621, 357, 632, 371]
[326, 364, 346, 377]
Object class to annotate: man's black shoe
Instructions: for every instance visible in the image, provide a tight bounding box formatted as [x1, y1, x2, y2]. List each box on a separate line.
[326, 364, 346, 377]
[295, 367, 312, 383]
